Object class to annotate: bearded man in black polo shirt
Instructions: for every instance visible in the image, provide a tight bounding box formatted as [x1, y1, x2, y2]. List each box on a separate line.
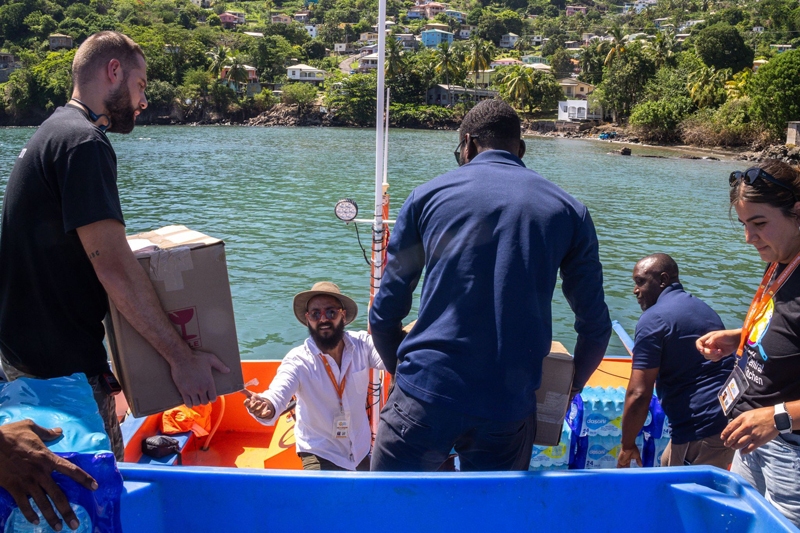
[0, 31, 229, 460]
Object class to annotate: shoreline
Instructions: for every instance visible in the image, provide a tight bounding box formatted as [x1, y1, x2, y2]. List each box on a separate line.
[1, 116, 793, 163]
[524, 130, 743, 160]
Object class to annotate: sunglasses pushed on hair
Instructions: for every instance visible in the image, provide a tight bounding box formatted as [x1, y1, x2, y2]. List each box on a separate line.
[729, 167, 794, 194]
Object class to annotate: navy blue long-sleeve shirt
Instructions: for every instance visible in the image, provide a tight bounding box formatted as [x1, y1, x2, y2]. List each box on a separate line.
[369, 150, 611, 421]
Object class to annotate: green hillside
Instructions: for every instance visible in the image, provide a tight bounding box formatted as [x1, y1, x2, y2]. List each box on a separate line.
[1, 0, 798, 144]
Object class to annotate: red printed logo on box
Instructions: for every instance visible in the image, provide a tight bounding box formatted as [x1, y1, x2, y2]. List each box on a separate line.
[168, 307, 202, 348]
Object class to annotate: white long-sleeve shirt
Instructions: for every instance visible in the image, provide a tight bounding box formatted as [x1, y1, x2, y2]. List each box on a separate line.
[252, 330, 385, 470]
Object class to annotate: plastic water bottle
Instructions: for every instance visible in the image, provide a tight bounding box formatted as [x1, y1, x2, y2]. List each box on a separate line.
[5, 501, 92, 533]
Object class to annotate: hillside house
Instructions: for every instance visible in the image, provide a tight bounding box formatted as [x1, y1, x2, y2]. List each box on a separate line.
[558, 99, 602, 121]
[407, 6, 425, 19]
[220, 65, 261, 96]
[445, 10, 466, 22]
[499, 33, 519, 49]
[421, 29, 454, 47]
[287, 64, 326, 84]
[466, 69, 495, 88]
[423, 2, 447, 19]
[522, 55, 549, 65]
[490, 57, 523, 68]
[396, 34, 419, 51]
[459, 25, 476, 39]
[334, 43, 357, 54]
[358, 53, 379, 72]
[48, 34, 73, 50]
[424, 22, 450, 31]
[558, 78, 594, 99]
[565, 6, 587, 16]
[0, 53, 19, 83]
[427, 85, 498, 106]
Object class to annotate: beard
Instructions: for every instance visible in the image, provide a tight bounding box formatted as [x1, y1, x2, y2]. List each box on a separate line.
[104, 79, 137, 134]
[308, 319, 345, 352]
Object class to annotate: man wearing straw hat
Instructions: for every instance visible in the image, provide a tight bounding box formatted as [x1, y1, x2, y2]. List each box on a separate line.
[244, 281, 385, 471]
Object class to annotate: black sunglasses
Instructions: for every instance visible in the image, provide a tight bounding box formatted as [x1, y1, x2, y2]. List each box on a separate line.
[306, 308, 342, 322]
[454, 135, 479, 165]
[729, 167, 796, 198]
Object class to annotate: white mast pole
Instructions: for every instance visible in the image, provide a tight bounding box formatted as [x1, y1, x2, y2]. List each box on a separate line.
[369, 0, 388, 440]
[383, 88, 390, 187]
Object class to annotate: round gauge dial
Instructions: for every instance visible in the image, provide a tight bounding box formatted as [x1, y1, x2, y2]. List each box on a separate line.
[334, 198, 358, 221]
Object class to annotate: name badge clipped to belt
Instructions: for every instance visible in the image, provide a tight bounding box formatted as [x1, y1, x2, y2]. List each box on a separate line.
[718, 366, 749, 416]
[333, 413, 350, 439]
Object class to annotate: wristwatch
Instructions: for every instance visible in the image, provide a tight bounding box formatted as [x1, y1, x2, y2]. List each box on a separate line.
[774, 403, 793, 434]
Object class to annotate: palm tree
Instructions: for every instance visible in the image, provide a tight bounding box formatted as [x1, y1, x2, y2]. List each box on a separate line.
[725, 69, 751, 100]
[435, 41, 457, 105]
[497, 65, 533, 112]
[385, 35, 404, 80]
[206, 45, 230, 80]
[647, 31, 677, 68]
[466, 37, 493, 88]
[602, 26, 626, 66]
[225, 53, 250, 93]
[687, 65, 730, 108]
[579, 41, 608, 85]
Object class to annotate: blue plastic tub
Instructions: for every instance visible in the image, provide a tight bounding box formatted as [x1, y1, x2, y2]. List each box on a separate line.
[119, 464, 798, 532]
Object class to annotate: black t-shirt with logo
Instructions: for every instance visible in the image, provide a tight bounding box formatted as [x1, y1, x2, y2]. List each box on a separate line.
[733, 263, 800, 432]
[0, 106, 124, 377]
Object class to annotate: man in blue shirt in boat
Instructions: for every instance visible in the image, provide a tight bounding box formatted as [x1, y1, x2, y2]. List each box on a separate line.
[369, 99, 612, 471]
[244, 282, 385, 471]
[617, 253, 734, 469]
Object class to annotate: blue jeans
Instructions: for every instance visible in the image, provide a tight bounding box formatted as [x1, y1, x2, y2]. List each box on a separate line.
[731, 434, 800, 528]
[370, 384, 537, 472]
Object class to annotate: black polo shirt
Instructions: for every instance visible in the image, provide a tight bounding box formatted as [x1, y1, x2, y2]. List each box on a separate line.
[0, 106, 124, 377]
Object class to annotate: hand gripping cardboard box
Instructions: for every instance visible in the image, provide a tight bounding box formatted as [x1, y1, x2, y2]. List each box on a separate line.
[533, 342, 575, 447]
[105, 225, 244, 417]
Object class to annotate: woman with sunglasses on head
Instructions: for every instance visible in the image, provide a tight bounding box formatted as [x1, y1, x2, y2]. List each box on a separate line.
[696, 159, 800, 528]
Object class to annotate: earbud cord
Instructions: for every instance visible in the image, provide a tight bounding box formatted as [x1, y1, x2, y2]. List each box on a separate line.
[68, 98, 110, 132]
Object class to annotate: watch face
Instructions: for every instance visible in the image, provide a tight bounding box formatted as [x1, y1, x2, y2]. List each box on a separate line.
[775, 412, 792, 432]
[334, 199, 358, 221]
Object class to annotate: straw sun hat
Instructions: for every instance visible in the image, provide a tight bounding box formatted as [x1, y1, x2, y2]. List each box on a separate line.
[293, 281, 358, 326]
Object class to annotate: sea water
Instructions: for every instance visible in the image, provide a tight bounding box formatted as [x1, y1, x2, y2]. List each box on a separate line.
[0, 126, 762, 361]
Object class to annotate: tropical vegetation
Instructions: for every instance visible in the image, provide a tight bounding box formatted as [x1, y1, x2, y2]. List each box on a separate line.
[0, 0, 799, 145]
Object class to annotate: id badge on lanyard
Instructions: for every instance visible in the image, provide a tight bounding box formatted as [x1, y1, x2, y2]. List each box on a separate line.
[333, 412, 350, 439]
[315, 349, 351, 439]
[718, 365, 749, 416]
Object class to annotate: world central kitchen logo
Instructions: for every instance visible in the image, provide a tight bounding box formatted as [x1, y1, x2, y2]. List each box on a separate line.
[585, 413, 610, 430]
[168, 307, 202, 348]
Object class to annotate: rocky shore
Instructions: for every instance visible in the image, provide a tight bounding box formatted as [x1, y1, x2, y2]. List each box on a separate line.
[523, 124, 800, 164]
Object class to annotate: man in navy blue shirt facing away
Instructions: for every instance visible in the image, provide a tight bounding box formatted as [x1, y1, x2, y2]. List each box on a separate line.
[618, 253, 734, 469]
[369, 100, 611, 471]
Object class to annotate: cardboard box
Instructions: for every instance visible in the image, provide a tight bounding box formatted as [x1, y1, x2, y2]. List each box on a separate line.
[534, 341, 575, 447]
[105, 225, 244, 417]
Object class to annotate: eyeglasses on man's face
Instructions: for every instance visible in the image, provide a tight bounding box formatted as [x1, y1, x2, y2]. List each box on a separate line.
[729, 167, 795, 198]
[454, 134, 479, 165]
[306, 307, 342, 322]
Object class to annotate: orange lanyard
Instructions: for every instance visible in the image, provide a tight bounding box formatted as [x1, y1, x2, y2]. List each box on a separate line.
[319, 354, 346, 408]
[737, 252, 800, 357]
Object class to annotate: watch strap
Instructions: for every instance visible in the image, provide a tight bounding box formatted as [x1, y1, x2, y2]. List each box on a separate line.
[774, 403, 793, 434]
